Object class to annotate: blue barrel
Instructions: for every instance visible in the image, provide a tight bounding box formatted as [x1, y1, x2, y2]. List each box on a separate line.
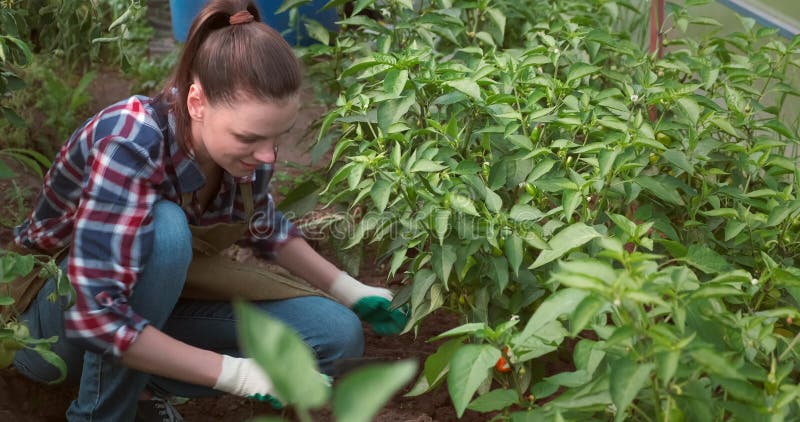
[169, 0, 338, 45]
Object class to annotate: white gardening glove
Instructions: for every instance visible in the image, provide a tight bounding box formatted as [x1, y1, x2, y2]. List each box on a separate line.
[329, 272, 408, 335]
[213, 355, 284, 409]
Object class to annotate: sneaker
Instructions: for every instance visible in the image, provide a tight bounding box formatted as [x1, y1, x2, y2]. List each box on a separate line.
[135, 396, 184, 422]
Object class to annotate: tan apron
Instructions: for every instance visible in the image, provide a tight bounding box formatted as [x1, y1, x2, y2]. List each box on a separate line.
[179, 182, 324, 301]
[1, 182, 321, 322]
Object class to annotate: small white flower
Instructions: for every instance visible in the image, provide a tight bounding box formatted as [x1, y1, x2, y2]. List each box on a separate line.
[630, 94, 639, 102]
[751, 278, 759, 286]
[510, 314, 520, 322]
[553, 48, 560, 54]
[613, 298, 621, 306]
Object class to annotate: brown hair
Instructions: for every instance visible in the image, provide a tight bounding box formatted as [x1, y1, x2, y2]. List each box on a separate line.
[161, 0, 302, 152]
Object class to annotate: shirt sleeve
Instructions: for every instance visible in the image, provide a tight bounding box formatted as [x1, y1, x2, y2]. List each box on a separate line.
[64, 136, 158, 357]
[244, 167, 303, 260]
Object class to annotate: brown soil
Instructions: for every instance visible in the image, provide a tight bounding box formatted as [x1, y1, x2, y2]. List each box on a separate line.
[0, 71, 488, 421]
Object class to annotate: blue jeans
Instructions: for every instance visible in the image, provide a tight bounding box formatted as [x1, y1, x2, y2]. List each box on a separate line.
[13, 200, 364, 421]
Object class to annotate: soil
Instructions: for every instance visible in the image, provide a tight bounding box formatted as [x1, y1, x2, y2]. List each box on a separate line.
[0, 70, 488, 421]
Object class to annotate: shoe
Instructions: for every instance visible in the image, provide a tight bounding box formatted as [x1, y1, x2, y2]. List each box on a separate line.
[135, 396, 184, 422]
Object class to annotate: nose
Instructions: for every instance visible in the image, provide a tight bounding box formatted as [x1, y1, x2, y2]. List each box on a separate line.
[253, 140, 278, 164]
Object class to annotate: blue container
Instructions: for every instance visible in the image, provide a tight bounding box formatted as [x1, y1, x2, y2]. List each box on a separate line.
[169, 0, 338, 45]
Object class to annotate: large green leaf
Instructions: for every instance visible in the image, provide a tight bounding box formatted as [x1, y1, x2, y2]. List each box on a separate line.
[504, 233, 523, 277]
[634, 176, 685, 206]
[681, 244, 731, 274]
[450, 194, 480, 216]
[566, 63, 601, 83]
[234, 301, 329, 409]
[610, 357, 654, 422]
[445, 78, 481, 100]
[369, 177, 392, 213]
[407, 337, 465, 396]
[431, 243, 457, 288]
[529, 223, 601, 269]
[447, 344, 501, 417]
[467, 388, 519, 412]
[333, 360, 417, 422]
[519, 288, 589, 339]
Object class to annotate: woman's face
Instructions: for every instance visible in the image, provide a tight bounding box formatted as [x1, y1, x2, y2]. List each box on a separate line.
[188, 84, 300, 177]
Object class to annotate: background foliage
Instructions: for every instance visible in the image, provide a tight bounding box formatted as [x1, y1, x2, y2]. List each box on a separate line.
[287, 0, 800, 419]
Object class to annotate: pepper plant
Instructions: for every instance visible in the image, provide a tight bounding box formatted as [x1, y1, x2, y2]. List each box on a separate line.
[234, 300, 417, 422]
[285, 0, 800, 418]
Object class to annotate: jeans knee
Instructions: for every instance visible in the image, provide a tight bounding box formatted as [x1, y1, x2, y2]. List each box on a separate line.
[144, 200, 192, 292]
[321, 306, 364, 361]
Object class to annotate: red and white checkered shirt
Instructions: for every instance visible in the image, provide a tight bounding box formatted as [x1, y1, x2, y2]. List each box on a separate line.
[14, 95, 301, 356]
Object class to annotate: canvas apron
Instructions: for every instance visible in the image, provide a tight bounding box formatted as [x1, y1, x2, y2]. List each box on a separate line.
[1, 182, 321, 322]
[179, 182, 323, 301]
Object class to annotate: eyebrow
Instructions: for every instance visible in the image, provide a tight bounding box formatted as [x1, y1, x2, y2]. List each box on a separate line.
[233, 123, 296, 141]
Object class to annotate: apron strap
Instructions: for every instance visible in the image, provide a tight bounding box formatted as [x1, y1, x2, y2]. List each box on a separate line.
[239, 182, 255, 218]
[181, 191, 193, 212]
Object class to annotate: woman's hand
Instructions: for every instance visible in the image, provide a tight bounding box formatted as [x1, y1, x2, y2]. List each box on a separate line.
[329, 272, 408, 335]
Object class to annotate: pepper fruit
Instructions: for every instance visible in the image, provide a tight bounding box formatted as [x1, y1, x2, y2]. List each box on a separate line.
[495, 355, 511, 373]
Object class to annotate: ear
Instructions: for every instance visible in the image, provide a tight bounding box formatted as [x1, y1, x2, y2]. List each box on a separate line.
[187, 83, 205, 121]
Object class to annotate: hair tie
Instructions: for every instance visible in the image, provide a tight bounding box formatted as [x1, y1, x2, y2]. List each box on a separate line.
[229, 10, 254, 25]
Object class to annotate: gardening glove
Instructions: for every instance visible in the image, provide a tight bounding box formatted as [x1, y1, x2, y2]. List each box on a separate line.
[329, 272, 409, 335]
[213, 355, 285, 409]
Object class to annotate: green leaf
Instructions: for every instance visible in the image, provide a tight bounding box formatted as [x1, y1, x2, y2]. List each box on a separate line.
[407, 337, 464, 397]
[610, 358, 654, 421]
[304, 19, 330, 45]
[277, 0, 311, 14]
[447, 344, 501, 418]
[661, 149, 694, 175]
[384, 69, 409, 97]
[333, 360, 417, 422]
[656, 350, 680, 387]
[33, 345, 67, 384]
[504, 234, 523, 277]
[430, 323, 487, 342]
[634, 176, 684, 206]
[484, 188, 502, 213]
[0, 296, 14, 305]
[377, 94, 415, 134]
[450, 194, 480, 216]
[690, 349, 745, 380]
[410, 159, 447, 173]
[570, 295, 605, 336]
[434, 209, 450, 244]
[520, 288, 589, 338]
[491, 256, 509, 293]
[234, 301, 329, 408]
[467, 389, 519, 412]
[370, 178, 392, 213]
[529, 223, 601, 269]
[431, 243, 457, 288]
[677, 97, 701, 125]
[566, 63, 601, 83]
[682, 244, 731, 274]
[445, 79, 481, 101]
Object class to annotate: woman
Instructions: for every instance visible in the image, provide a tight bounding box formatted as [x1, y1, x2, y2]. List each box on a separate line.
[9, 0, 407, 420]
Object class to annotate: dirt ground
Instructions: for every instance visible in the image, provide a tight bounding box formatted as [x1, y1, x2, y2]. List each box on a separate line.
[0, 71, 489, 421]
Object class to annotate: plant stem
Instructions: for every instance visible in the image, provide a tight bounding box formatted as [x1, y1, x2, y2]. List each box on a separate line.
[778, 330, 800, 362]
[297, 407, 313, 422]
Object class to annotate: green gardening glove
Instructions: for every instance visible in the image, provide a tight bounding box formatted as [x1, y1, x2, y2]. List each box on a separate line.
[329, 272, 409, 335]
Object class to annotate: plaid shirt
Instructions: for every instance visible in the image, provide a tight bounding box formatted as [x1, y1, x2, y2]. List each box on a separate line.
[14, 95, 301, 356]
